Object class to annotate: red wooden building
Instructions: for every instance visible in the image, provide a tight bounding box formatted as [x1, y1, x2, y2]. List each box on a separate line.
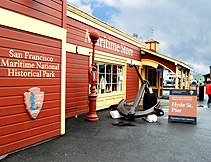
[0, 1, 192, 156]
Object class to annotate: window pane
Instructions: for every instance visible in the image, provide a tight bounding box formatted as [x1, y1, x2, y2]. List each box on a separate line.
[148, 69, 156, 86]
[99, 63, 105, 73]
[117, 66, 123, 83]
[112, 84, 117, 92]
[113, 65, 117, 74]
[112, 74, 117, 83]
[106, 84, 112, 93]
[106, 64, 112, 73]
[118, 66, 122, 74]
[106, 74, 111, 83]
[99, 74, 106, 94]
[117, 84, 122, 92]
[94, 62, 98, 71]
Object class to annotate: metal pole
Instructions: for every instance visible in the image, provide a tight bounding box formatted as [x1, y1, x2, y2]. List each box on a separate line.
[86, 31, 99, 122]
[175, 65, 179, 89]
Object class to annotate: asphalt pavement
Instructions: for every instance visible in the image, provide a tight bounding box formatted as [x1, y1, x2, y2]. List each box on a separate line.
[1, 95, 211, 162]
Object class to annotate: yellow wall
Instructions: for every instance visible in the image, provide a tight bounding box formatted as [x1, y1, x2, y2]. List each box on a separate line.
[151, 43, 155, 51]
[156, 43, 159, 52]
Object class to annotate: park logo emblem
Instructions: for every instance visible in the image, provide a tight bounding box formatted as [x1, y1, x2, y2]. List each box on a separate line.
[24, 87, 44, 119]
[190, 90, 194, 95]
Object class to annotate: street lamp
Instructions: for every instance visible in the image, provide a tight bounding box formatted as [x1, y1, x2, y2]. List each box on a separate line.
[86, 31, 100, 122]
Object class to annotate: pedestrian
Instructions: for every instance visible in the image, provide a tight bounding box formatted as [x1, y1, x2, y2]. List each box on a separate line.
[199, 79, 202, 85]
[191, 79, 197, 85]
[206, 80, 211, 107]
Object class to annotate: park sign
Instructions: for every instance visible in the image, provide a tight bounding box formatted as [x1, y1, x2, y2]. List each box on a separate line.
[24, 87, 44, 119]
[168, 89, 197, 125]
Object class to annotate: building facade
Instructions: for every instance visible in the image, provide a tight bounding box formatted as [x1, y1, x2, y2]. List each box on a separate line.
[0, 1, 192, 155]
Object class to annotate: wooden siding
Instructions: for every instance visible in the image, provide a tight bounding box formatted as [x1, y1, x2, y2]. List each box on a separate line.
[0, 25, 62, 155]
[126, 64, 139, 103]
[0, 0, 63, 27]
[65, 52, 89, 117]
[66, 16, 142, 113]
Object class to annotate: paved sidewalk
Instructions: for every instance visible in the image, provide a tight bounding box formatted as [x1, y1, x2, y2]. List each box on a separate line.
[1, 98, 211, 162]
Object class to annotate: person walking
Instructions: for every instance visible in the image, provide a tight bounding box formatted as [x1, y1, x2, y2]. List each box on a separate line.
[199, 79, 203, 85]
[206, 80, 211, 107]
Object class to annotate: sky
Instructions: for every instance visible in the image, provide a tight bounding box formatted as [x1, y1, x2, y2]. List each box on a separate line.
[67, 0, 211, 75]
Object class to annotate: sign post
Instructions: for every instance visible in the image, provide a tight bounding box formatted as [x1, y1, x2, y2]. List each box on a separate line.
[168, 89, 197, 125]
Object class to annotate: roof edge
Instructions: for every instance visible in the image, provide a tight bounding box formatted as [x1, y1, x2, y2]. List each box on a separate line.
[141, 48, 193, 71]
[67, 4, 146, 48]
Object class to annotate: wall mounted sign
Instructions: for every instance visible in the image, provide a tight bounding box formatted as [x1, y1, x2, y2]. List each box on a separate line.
[1, 49, 60, 78]
[24, 87, 44, 119]
[168, 89, 197, 125]
[85, 29, 134, 56]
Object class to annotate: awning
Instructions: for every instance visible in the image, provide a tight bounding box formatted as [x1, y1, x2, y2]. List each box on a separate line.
[141, 47, 193, 73]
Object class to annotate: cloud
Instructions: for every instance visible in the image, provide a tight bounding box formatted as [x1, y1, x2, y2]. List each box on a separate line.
[68, 0, 211, 74]
[67, 0, 93, 14]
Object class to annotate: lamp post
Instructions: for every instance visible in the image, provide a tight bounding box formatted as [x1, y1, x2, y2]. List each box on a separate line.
[86, 31, 99, 122]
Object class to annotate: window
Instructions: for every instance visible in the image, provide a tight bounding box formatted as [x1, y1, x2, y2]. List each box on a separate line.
[95, 62, 123, 94]
[148, 68, 157, 87]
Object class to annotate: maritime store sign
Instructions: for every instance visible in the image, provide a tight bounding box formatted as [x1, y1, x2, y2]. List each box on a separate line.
[85, 29, 134, 56]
